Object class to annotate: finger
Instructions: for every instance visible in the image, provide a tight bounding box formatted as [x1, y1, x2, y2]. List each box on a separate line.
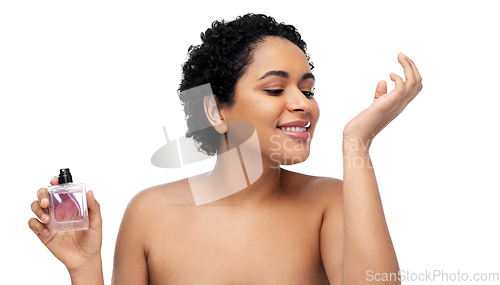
[390, 72, 405, 91]
[31, 200, 50, 224]
[374, 80, 387, 101]
[375, 77, 422, 136]
[48, 176, 62, 206]
[370, 73, 404, 113]
[402, 56, 424, 106]
[388, 72, 405, 101]
[50, 176, 59, 186]
[388, 71, 409, 110]
[28, 217, 51, 237]
[398, 53, 417, 93]
[37, 188, 49, 209]
[87, 190, 103, 231]
[405, 56, 422, 84]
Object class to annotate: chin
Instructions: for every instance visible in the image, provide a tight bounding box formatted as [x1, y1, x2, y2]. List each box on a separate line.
[269, 149, 310, 166]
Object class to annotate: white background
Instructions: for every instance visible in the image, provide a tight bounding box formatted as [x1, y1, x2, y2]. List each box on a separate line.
[1, 0, 499, 284]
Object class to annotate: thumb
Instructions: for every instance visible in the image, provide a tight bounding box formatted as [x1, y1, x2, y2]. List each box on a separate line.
[374, 80, 387, 101]
[86, 190, 102, 231]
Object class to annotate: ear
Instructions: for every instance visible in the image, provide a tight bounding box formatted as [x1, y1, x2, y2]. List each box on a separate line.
[204, 95, 227, 134]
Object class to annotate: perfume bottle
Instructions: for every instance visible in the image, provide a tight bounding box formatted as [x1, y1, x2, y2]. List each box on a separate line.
[47, 168, 89, 232]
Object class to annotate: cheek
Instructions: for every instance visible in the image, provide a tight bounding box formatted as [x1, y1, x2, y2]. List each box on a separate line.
[308, 101, 320, 128]
[230, 100, 283, 129]
[231, 91, 281, 117]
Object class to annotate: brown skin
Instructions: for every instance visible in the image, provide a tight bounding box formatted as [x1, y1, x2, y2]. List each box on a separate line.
[112, 171, 340, 284]
[29, 36, 422, 284]
[113, 36, 335, 284]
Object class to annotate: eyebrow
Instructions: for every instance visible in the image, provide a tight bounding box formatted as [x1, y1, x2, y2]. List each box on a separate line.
[258, 70, 315, 81]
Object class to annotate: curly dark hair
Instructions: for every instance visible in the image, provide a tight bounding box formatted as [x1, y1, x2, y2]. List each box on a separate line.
[178, 13, 313, 156]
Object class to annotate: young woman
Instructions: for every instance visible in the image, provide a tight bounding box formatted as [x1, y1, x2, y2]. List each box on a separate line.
[29, 14, 422, 284]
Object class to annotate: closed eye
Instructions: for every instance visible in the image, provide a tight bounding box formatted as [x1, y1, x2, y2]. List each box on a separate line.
[265, 89, 284, 95]
[265, 89, 315, 98]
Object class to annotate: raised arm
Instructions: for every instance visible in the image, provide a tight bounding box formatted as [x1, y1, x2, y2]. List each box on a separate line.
[321, 53, 422, 284]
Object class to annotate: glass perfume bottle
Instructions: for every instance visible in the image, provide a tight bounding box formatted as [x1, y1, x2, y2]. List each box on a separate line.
[47, 168, 89, 232]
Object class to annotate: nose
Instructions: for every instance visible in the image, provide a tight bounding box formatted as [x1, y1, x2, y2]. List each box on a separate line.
[286, 88, 312, 113]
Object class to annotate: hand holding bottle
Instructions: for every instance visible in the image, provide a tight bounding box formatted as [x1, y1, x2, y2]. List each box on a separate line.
[29, 176, 104, 279]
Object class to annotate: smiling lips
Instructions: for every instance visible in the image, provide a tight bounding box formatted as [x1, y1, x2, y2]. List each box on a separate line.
[277, 120, 310, 140]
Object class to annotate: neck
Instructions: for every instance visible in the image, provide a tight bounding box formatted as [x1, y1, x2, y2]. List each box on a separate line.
[201, 134, 284, 207]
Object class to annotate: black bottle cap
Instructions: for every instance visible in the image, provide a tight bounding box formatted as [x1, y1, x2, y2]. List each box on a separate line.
[58, 168, 73, 184]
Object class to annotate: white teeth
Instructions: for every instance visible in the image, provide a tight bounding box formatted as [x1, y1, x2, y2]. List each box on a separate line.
[280, 127, 307, 132]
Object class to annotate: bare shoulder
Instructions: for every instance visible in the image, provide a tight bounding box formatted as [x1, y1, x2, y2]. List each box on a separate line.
[116, 176, 199, 259]
[127, 177, 196, 212]
[119, 176, 198, 239]
[281, 168, 343, 207]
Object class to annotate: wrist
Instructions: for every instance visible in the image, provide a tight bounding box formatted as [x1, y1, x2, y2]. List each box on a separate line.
[342, 136, 373, 169]
[342, 135, 372, 155]
[68, 255, 104, 285]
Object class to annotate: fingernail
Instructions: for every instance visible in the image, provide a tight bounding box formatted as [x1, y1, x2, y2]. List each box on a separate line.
[399, 52, 407, 58]
[42, 214, 49, 223]
[43, 228, 50, 236]
[40, 198, 48, 207]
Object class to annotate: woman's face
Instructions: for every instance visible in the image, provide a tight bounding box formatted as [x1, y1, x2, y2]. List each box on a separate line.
[221, 36, 320, 167]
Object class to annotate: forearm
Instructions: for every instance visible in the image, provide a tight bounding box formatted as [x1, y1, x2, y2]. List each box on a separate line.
[69, 256, 105, 285]
[342, 139, 399, 284]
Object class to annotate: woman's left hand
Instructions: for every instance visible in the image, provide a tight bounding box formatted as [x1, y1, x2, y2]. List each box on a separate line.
[342, 53, 422, 150]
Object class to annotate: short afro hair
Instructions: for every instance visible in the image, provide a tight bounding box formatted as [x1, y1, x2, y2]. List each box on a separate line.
[178, 13, 313, 156]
